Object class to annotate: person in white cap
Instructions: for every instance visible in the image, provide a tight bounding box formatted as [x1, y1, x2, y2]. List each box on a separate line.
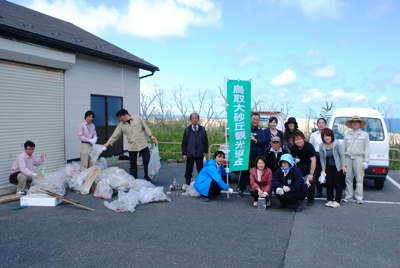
[342, 115, 370, 204]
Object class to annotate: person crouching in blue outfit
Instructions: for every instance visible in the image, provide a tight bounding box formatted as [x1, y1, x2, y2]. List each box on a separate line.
[194, 151, 233, 202]
[272, 154, 308, 212]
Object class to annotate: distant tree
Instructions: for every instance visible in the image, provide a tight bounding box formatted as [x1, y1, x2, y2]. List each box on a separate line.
[304, 106, 318, 141]
[140, 87, 158, 121]
[320, 101, 334, 118]
[173, 85, 190, 125]
[280, 100, 293, 117]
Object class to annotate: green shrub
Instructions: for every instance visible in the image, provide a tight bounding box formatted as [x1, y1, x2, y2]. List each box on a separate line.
[389, 144, 400, 171]
[148, 119, 226, 161]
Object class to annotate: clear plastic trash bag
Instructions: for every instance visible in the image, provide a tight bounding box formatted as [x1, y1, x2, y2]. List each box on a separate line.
[93, 184, 113, 200]
[89, 144, 105, 166]
[139, 186, 171, 203]
[104, 189, 140, 212]
[28, 177, 66, 196]
[148, 144, 161, 179]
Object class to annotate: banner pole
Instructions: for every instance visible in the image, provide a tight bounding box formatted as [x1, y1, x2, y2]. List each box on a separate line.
[224, 77, 229, 198]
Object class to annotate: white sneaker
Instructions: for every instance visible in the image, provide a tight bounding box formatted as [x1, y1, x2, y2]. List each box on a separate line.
[253, 201, 258, 207]
[16, 190, 25, 195]
[325, 201, 333, 207]
[330, 201, 341, 208]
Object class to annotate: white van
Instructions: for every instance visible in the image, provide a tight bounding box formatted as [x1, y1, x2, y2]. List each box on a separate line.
[325, 108, 389, 189]
[256, 111, 287, 131]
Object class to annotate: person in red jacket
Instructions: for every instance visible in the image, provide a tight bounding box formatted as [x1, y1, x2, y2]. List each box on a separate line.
[250, 156, 273, 207]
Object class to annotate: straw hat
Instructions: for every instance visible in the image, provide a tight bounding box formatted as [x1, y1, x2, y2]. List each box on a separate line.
[345, 115, 367, 128]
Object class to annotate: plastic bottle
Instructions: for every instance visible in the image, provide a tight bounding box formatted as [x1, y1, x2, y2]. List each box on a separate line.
[172, 178, 177, 191]
[111, 155, 115, 164]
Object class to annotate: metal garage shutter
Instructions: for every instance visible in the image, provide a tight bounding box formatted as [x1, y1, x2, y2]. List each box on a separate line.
[0, 60, 65, 189]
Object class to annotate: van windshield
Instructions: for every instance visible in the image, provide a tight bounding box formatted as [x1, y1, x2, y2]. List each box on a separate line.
[259, 118, 269, 129]
[332, 117, 385, 141]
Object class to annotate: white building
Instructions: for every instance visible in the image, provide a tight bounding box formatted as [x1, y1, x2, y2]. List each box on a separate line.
[0, 1, 159, 189]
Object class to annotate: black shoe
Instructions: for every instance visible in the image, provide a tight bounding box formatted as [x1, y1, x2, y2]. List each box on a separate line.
[275, 203, 287, 209]
[295, 204, 303, 212]
[200, 196, 210, 202]
[315, 192, 322, 198]
[307, 200, 314, 206]
[145, 177, 152, 183]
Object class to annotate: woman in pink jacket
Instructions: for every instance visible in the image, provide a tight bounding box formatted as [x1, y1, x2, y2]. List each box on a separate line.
[250, 156, 273, 207]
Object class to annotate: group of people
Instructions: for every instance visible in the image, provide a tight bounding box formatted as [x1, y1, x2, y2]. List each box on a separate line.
[78, 109, 158, 182]
[10, 108, 158, 195]
[186, 112, 370, 212]
[10, 109, 370, 211]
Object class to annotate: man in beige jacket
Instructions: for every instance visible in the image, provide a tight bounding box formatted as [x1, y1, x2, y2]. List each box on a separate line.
[342, 115, 370, 204]
[104, 109, 157, 182]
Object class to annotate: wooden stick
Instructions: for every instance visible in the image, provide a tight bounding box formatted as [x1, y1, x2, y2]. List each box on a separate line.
[36, 188, 81, 204]
[55, 196, 94, 212]
[41, 189, 94, 212]
[0, 194, 22, 205]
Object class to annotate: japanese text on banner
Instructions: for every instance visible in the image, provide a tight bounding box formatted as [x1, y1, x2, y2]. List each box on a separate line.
[226, 80, 251, 172]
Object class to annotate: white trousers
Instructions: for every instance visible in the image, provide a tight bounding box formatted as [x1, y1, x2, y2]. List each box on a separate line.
[344, 156, 364, 201]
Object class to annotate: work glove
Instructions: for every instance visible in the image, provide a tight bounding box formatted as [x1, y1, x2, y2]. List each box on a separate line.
[276, 187, 284, 195]
[225, 167, 229, 173]
[227, 188, 233, 194]
[362, 162, 368, 170]
[89, 137, 98, 145]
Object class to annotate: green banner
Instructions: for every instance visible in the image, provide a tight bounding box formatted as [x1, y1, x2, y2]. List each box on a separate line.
[226, 80, 251, 172]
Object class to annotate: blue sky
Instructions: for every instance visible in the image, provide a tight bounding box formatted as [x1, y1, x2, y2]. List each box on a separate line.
[9, 0, 400, 118]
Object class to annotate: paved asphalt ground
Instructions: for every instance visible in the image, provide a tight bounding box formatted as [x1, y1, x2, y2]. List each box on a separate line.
[1, 162, 399, 268]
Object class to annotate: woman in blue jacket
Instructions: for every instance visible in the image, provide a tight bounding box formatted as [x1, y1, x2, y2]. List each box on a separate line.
[272, 153, 308, 212]
[194, 151, 233, 202]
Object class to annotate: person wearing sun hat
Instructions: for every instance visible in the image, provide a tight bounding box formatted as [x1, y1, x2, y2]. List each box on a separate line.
[342, 115, 370, 204]
[283, 117, 299, 152]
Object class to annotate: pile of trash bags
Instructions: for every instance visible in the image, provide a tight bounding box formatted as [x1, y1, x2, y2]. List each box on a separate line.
[30, 155, 170, 213]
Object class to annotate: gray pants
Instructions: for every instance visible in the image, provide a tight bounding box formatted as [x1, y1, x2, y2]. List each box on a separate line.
[344, 156, 364, 201]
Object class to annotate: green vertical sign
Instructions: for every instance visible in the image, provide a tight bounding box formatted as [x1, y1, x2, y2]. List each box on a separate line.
[226, 80, 251, 172]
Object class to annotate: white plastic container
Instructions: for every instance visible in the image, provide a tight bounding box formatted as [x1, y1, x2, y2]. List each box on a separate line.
[20, 194, 62, 207]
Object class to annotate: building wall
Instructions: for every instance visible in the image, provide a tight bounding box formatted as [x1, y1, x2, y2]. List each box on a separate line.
[65, 54, 140, 161]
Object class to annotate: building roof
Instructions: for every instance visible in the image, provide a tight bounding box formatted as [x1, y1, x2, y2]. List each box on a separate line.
[0, 0, 159, 73]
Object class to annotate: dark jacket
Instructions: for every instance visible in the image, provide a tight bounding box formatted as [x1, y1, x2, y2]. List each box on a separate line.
[182, 125, 208, 158]
[262, 128, 284, 149]
[264, 145, 289, 174]
[272, 154, 308, 194]
[250, 126, 266, 156]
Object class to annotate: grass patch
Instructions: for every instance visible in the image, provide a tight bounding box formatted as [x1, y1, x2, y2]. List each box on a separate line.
[390, 144, 400, 170]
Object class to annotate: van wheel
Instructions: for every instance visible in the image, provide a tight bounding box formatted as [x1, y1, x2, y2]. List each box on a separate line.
[374, 180, 384, 190]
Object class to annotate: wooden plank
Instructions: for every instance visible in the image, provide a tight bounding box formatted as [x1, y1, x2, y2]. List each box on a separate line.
[0, 194, 22, 205]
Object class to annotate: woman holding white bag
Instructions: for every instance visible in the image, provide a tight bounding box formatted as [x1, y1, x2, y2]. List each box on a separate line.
[319, 128, 347, 208]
